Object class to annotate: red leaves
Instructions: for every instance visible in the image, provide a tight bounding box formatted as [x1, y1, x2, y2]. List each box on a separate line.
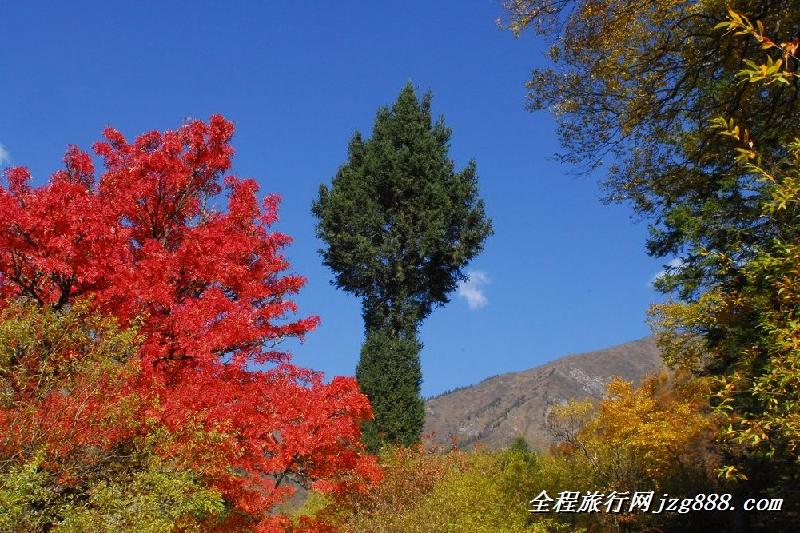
[0, 115, 377, 524]
[62, 145, 95, 188]
[4, 166, 32, 196]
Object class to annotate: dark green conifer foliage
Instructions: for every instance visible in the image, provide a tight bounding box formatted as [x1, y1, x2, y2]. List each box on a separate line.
[313, 82, 492, 448]
[356, 329, 424, 450]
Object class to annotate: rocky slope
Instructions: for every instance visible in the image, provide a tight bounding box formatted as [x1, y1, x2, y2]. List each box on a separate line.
[423, 337, 663, 451]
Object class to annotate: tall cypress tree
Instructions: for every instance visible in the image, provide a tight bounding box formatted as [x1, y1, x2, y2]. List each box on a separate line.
[312, 82, 492, 449]
[356, 329, 424, 449]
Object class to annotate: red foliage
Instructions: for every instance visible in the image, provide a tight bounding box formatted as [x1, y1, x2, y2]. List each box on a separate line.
[0, 115, 379, 523]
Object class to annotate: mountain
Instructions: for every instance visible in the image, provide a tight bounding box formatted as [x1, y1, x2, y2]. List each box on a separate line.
[422, 337, 663, 451]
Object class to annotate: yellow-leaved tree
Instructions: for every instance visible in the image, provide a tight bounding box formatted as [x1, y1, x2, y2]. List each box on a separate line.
[547, 373, 720, 531]
[648, 8, 800, 527]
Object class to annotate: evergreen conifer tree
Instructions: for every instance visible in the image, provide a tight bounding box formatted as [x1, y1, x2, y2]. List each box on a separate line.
[356, 329, 424, 449]
[313, 82, 492, 448]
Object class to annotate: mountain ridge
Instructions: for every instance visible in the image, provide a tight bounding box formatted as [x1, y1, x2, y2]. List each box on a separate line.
[423, 337, 664, 451]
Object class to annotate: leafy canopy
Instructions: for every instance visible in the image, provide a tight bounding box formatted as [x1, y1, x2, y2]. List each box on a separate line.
[313, 82, 492, 335]
[651, 9, 800, 482]
[0, 301, 226, 532]
[501, 0, 800, 300]
[0, 116, 380, 529]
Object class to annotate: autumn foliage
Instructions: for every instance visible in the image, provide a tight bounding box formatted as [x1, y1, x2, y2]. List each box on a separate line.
[0, 116, 378, 530]
[294, 375, 722, 532]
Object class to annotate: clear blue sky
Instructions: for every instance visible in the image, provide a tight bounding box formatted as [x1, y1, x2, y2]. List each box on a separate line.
[1, 1, 669, 397]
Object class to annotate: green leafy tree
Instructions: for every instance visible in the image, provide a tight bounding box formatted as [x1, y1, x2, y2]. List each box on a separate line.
[313, 82, 492, 447]
[504, 4, 800, 522]
[647, 10, 800, 528]
[501, 0, 800, 302]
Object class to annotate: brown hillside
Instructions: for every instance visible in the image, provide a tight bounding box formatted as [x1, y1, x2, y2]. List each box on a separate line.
[423, 337, 663, 451]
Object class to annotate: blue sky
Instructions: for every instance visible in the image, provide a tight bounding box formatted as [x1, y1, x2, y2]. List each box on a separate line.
[1, 1, 669, 397]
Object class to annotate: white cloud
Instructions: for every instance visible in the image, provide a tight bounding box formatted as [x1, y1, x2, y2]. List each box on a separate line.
[0, 144, 9, 166]
[458, 270, 489, 310]
[651, 258, 683, 286]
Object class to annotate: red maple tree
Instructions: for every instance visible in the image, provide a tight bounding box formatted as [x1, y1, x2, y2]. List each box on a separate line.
[0, 115, 378, 529]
